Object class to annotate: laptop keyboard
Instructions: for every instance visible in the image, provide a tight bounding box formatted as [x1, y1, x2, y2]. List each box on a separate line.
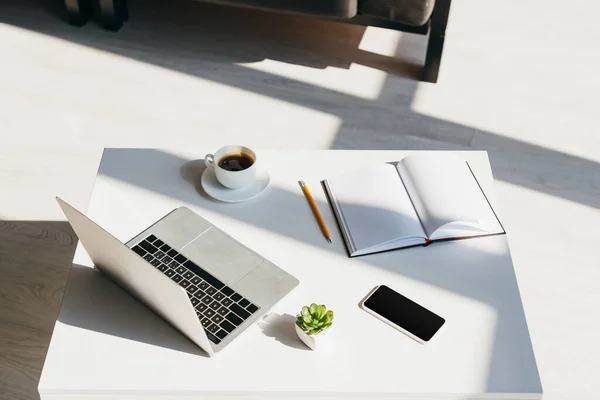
[131, 234, 260, 345]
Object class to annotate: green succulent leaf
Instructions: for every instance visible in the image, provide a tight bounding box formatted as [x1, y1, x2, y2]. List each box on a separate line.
[301, 307, 310, 317]
[309, 303, 318, 315]
[318, 305, 327, 319]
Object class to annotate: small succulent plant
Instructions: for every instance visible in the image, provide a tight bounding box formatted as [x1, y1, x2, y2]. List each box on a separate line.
[296, 303, 334, 335]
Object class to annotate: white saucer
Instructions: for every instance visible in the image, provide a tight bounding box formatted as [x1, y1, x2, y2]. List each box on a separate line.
[201, 167, 270, 203]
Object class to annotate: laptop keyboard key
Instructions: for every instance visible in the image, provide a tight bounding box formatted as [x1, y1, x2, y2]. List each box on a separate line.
[188, 285, 198, 295]
[180, 280, 190, 289]
[195, 303, 207, 313]
[205, 309, 216, 318]
[231, 303, 251, 320]
[153, 239, 164, 248]
[213, 292, 225, 301]
[201, 295, 212, 304]
[150, 259, 161, 267]
[221, 286, 234, 297]
[168, 261, 179, 269]
[205, 287, 217, 296]
[176, 266, 186, 275]
[198, 282, 209, 291]
[201, 317, 211, 327]
[207, 323, 219, 334]
[172, 275, 183, 283]
[217, 306, 229, 316]
[162, 256, 172, 264]
[220, 320, 235, 333]
[175, 254, 187, 264]
[154, 251, 165, 260]
[143, 254, 153, 262]
[209, 301, 221, 310]
[147, 234, 158, 243]
[132, 245, 145, 256]
[158, 265, 168, 272]
[225, 312, 243, 327]
[238, 298, 250, 308]
[160, 244, 171, 253]
[231, 293, 242, 302]
[183, 271, 194, 280]
[167, 249, 178, 258]
[165, 269, 175, 277]
[191, 277, 201, 285]
[140, 241, 158, 254]
[206, 332, 220, 344]
[221, 298, 233, 307]
[195, 291, 206, 300]
[211, 314, 224, 324]
[215, 329, 228, 340]
[246, 303, 259, 314]
[190, 297, 200, 307]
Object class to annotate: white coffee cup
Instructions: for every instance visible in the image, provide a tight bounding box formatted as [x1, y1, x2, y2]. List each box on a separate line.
[204, 145, 257, 189]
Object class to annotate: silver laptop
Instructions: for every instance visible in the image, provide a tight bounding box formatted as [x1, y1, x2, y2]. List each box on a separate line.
[57, 197, 299, 356]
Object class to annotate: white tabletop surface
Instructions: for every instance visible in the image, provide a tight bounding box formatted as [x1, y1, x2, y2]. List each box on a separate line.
[38, 149, 542, 399]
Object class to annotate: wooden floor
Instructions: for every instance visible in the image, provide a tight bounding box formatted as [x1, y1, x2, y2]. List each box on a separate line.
[0, 221, 74, 400]
[1, 0, 599, 398]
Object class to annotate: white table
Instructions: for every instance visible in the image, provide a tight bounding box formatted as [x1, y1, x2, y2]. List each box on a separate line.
[39, 149, 542, 400]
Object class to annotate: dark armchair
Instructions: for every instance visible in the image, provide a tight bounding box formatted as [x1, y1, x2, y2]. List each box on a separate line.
[64, 0, 451, 82]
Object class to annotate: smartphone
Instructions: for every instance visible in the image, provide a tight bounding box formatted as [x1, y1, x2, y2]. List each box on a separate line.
[360, 285, 445, 344]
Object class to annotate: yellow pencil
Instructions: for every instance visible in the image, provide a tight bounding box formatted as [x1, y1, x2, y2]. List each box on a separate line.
[300, 181, 332, 243]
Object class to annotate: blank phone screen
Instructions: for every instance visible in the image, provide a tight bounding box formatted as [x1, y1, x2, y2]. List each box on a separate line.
[363, 285, 445, 342]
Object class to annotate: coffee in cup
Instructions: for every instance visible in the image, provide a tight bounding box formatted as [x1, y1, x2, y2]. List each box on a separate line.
[217, 152, 254, 172]
[205, 146, 257, 189]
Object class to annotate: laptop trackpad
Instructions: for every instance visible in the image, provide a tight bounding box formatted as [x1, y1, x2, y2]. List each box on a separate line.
[181, 228, 263, 284]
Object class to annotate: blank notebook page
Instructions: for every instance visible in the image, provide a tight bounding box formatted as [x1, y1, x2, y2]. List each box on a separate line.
[397, 153, 503, 238]
[326, 164, 424, 252]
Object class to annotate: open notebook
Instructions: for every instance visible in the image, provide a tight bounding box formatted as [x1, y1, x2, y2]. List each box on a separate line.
[323, 153, 505, 257]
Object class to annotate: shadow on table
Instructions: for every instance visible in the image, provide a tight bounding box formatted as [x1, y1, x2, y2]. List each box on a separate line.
[59, 264, 208, 357]
[180, 159, 213, 201]
[257, 313, 309, 351]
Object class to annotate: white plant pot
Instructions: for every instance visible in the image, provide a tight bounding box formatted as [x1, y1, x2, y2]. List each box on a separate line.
[295, 323, 331, 351]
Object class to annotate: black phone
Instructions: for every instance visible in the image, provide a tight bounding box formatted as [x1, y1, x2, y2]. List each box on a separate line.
[361, 285, 445, 344]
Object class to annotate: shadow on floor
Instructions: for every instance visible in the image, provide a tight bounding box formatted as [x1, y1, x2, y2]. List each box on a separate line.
[8, 0, 422, 78]
[2, 0, 598, 209]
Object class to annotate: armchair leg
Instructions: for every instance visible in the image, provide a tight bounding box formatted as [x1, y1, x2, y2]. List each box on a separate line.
[64, 0, 93, 26]
[423, 0, 451, 83]
[98, 0, 128, 31]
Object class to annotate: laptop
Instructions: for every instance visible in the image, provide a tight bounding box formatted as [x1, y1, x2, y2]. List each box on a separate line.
[57, 197, 299, 356]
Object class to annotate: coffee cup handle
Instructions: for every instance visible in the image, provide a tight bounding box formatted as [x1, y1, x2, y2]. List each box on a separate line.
[205, 154, 215, 169]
